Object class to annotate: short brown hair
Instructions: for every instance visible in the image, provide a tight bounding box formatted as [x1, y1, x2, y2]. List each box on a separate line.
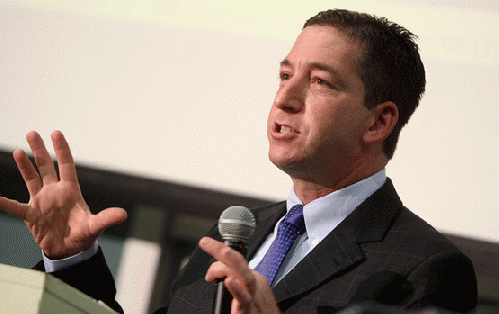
[304, 9, 426, 159]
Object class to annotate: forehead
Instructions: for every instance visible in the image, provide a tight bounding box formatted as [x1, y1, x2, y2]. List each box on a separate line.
[285, 26, 362, 75]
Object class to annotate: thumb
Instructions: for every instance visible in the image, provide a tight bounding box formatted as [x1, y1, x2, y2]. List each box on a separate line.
[91, 207, 127, 235]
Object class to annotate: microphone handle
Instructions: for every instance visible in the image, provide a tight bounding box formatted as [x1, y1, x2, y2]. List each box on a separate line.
[213, 240, 247, 314]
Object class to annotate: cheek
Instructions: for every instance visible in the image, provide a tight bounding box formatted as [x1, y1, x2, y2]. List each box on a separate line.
[309, 107, 360, 147]
[308, 106, 339, 134]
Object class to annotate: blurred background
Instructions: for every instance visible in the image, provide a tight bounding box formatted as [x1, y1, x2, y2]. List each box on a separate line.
[1, 1, 498, 313]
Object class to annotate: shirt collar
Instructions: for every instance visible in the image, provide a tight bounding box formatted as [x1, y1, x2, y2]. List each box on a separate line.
[286, 169, 387, 245]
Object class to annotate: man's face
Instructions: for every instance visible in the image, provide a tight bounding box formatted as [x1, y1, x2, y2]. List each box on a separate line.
[267, 26, 372, 180]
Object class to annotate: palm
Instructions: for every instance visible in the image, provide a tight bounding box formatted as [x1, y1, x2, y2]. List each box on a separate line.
[0, 131, 126, 259]
[25, 182, 94, 258]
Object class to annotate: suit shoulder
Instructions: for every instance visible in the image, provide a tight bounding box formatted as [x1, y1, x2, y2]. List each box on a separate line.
[394, 209, 478, 311]
[388, 207, 465, 257]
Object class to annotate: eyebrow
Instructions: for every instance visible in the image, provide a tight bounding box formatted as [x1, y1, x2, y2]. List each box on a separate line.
[281, 59, 341, 76]
[310, 62, 340, 76]
[279, 59, 291, 68]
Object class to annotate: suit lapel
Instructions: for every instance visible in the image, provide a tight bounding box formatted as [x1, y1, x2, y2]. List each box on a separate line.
[271, 179, 403, 303]
[272, 218, 364, 302]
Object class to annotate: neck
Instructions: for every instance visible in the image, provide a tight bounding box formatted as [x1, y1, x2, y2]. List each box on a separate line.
[291, 155, 388, 205]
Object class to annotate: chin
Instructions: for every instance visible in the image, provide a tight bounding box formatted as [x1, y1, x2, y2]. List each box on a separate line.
[269, 153, 302, 175]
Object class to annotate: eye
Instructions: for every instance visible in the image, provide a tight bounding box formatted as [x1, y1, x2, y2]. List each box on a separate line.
[314, 78, 334, 89]
[279, 72, 291, 81]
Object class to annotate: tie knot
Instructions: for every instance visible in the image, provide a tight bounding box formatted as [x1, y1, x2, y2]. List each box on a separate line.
[282, 205, 305, 233]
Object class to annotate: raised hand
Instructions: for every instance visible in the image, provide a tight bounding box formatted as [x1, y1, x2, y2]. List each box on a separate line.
[0, 131, 127, 259]
[200, 237, 281, 314]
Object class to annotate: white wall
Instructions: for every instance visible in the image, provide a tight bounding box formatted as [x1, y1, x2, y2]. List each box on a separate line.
[1, 0, 498, 242]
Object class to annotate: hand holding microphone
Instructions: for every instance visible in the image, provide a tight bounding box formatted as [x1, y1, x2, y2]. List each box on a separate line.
[214, 206, 256, 314]
[200, 206, 281, 314]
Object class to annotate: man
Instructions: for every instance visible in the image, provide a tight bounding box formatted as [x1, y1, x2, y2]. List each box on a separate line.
[0, 9, 477, 314]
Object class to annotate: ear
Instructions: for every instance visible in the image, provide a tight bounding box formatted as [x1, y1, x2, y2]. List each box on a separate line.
[363, 101, 399, 144]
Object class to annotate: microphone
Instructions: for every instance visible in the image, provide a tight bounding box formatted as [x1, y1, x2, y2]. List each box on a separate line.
[213, 206, 256, 314]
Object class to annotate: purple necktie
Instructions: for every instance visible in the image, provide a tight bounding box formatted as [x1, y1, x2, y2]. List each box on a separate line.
[255, 205, 305, 286]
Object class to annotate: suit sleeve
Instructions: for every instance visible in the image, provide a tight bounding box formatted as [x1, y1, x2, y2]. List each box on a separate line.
[406, 249, 477, 313]
[33, 247, 124, 314]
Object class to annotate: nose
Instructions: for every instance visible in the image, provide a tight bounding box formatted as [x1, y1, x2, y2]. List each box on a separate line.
[273, 77, 305, 113]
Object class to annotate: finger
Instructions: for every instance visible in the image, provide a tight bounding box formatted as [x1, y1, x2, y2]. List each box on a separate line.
[90, 207, 128, 236]
[228, 272, 280, 314]
[199, 237, 254, 284]
[205, 261, 232, 282]
[51, 130, 78, 183]
[225, 277, 253, 310]
[0, 196, 29, 220]
[13, 149, 43, 195]
[26, 131, 59, 185]
[199, 237, 248, 268]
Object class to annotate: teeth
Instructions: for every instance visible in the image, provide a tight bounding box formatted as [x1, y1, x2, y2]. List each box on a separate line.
[279, 126, 294, 134]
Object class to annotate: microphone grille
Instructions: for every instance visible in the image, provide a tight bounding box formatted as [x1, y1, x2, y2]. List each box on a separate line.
[218, 206, 256, 243]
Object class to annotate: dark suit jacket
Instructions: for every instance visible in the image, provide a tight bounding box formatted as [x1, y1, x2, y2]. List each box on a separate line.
[166, 179, 477, 313]
[35, 179, 477, 313]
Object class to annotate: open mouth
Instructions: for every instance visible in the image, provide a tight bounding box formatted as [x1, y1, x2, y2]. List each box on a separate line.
[277, 124, 296, 134]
